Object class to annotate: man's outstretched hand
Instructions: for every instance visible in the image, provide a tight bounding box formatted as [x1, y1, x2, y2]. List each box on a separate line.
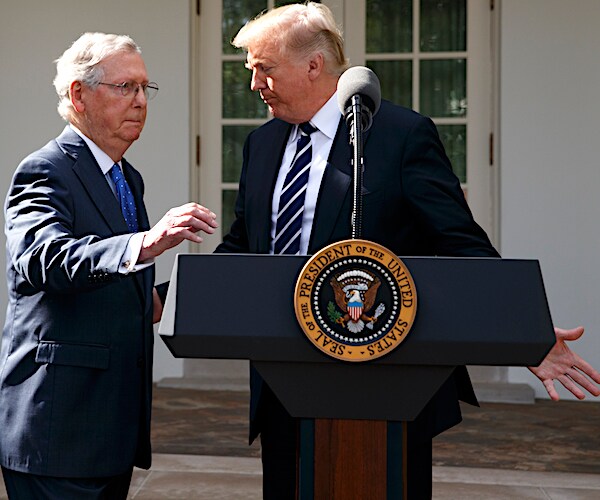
[139, 202, 218, 261]
[528, 326, 600, 401]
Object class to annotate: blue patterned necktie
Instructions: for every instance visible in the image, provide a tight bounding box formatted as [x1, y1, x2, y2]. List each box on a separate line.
[273, 122, 317, 255]
[109, 164, 138, 232]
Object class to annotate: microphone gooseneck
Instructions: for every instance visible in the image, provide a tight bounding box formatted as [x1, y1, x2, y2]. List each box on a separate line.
[336, 67, 381, 240]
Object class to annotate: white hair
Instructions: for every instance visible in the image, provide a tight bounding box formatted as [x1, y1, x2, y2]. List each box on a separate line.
[53, 32, 141, 122]
[232, 2, 349, 76]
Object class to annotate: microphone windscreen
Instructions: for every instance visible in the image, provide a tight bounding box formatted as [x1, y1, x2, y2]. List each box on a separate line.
[337, 66, 381, 117]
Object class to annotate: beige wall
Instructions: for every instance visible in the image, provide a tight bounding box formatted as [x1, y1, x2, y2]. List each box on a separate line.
[0, 0, 191, 381]
[500, 0, 600, 399]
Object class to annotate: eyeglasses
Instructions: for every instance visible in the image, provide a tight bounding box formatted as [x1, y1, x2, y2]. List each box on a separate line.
[97, 81, 159, 100]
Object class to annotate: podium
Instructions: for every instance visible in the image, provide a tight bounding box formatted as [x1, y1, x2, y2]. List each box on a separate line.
[160, 254, 555, 499]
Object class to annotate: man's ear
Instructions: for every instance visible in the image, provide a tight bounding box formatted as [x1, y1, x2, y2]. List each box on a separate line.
[70, 81, 85, 113]
[307, 53, 325, 81]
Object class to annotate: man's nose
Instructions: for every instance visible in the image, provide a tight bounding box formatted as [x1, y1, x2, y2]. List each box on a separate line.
[133, 85, 148, 106]
[250, 68, 265, 91]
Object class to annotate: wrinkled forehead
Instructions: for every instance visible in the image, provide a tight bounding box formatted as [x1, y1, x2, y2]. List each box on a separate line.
[246, 41, 280, 66]
[100, 51, 148, 81]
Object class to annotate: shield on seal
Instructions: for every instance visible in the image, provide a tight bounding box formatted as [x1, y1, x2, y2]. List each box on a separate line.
[347, 291, 363, 322]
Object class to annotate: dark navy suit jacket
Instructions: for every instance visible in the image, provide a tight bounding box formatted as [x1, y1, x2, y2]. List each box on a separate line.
[0, 127, 155, 477]
[216, 100, 499, 442]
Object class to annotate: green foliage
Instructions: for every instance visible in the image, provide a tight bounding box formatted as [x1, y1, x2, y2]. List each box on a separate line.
[327, 301, 342, 322]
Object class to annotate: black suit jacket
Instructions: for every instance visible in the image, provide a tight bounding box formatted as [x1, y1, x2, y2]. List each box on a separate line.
[0, 127, 155, 477]
[217, 101, 499, 441]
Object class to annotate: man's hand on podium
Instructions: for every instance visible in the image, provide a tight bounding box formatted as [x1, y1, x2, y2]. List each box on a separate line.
[528, 326, 600, 401]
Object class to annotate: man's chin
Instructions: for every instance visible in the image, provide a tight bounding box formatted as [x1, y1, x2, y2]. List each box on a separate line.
[123, 125, 144, 141]
[269, 106, 290, 120]
[126, 134, 142, 143]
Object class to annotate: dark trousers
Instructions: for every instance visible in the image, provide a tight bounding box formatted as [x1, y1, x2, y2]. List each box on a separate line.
[259, 385, 299, 500]
[258, 385, 435, 500]
[1, 466, 133, 500]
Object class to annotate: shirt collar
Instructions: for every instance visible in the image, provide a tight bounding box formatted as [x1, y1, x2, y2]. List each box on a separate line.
[290, 91, 342, 141]
[70, 124, 121, 174]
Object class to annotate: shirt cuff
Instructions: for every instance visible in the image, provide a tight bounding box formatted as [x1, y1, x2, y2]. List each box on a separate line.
[119, 232, 154, 274]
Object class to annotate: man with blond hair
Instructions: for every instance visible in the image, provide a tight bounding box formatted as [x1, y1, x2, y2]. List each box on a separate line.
[217, 2, 600, 498]
[0, 32, 217, 498]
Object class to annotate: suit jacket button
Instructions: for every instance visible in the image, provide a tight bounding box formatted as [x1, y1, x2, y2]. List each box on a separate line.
[137, 357, 143, 368]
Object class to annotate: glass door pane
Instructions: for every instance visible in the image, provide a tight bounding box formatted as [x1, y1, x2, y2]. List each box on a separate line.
[437, 125, 466, 183]
[366, 0, 412, 53]
[222, 0, 265, 54]
[420, 59, 467, 118]
[420, 0, 466, 52]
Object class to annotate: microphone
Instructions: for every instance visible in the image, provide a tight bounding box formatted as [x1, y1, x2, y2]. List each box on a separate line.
[336, 67, 381, 240]
[337, 66, 381, 133]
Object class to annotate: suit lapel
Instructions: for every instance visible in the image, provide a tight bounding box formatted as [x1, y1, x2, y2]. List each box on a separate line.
[309, 118, 353, 251]
[57, 129, 129, 234]
[247, 121, 291, 252]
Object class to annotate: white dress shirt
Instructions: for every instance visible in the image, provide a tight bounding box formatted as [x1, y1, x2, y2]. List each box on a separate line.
[269, 92, 342, 255]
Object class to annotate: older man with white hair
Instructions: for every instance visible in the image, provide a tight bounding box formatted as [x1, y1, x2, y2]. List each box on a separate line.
[0, 32, 217, 498]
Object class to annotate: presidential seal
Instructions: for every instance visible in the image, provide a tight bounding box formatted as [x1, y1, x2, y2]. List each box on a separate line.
[294, 240, 417, 362]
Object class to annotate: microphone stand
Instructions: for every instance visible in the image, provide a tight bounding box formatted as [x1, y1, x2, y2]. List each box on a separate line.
[349, 94, 364, 239]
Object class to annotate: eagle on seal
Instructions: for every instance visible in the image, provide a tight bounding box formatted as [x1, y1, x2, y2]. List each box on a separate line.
[330, 270, 381, 333]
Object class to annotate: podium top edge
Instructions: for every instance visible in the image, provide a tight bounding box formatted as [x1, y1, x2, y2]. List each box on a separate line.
[174, 253, 538, 263]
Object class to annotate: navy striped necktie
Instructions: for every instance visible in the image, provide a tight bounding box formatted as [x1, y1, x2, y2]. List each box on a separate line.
[273, 122, 317, 255]
[109, 164, 138, 232]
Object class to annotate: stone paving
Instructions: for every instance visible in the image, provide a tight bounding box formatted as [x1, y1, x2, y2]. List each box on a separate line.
[150, 387, 600, 474]
[1, 387, 599, 498]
